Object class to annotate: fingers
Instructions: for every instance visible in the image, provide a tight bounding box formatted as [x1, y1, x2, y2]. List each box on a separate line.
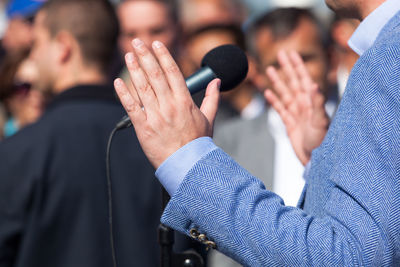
[266, 50, 303, 108]
[200, 79, 221, 128]
[277, 50, 301, 92]
[122, 38, 197, 128]
[266, 66, 292, 108]
[289, 51, 314, 92]
[267, 50, 320, 113]
[151, 41, 189, 99]
[123, 73, 142, 107]
[264, 89, 296, 129]
[126, 39, 192, 116]
[125, 51, 159, 113]
[114, 78, 146, 124]
[131, 39, 173, 106]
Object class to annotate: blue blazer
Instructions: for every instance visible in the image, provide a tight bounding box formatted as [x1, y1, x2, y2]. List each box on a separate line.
[161, 11, 400, 266]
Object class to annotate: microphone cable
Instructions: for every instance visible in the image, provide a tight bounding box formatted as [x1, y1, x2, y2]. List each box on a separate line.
[105, 118, 132, 267]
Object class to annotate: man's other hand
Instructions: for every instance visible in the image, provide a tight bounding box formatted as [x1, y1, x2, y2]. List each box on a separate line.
[264, 50, 329, 165]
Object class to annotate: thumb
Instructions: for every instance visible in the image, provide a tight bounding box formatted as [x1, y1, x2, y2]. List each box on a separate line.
[200, 78, 221, 126]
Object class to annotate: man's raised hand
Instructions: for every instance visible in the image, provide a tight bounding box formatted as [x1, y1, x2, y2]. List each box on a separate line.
[114, 39, 220, 168]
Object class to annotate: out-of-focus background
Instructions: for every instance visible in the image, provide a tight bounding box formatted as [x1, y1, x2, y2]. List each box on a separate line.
[0, 0, 360, 266]
[0, 0, 357, 141]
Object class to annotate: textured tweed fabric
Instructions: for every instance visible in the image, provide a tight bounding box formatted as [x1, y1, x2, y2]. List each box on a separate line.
[161, 10, 400, 267]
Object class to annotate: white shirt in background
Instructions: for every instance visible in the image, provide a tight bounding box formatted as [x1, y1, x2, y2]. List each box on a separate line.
[267, 108, 305, 207]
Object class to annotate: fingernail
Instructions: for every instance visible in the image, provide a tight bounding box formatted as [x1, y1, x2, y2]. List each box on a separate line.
[115, 78, 122, 86]
[266, 66, 274, 74]
[152, 41, 163, 49]
[125, 52, 134, 63]
[216, 79, 221, 89]
[132, 38, 143, 48]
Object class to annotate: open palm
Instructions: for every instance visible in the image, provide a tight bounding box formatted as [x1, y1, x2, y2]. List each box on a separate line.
[264, 50, 329, 165]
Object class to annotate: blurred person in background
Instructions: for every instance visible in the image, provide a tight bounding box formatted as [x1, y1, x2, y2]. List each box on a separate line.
[177, 0, 252, 120]
[117, 0, 179, 56]
[249, 7, 339, 115]
[266, 0, 333, 26]
[0, 105, 5, 138]
[0, 0, 44, 128]
[0, 0, 8, 60]
[177, 0, 246, 34]
[1, 0, 44, 56]
[182, 23, 264, 125]
[0, 0, 5, 136]
[0, 0, 7, 34]
[177, 0, 247, 76]
[212, 10, 334, 266]
[117, 0, 180, 90]
[0, 0, 169, 266]
[0, 49, 44, 139]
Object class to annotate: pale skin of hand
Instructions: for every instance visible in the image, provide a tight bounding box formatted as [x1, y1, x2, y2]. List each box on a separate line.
[114, 39, 221, 169]
[264, 50, 329, 165]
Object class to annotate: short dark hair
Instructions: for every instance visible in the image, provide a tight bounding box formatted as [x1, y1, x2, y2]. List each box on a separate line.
[184, 23, 246, 50]
[248, 8, 327, 54]
[40, 0, 119, 73]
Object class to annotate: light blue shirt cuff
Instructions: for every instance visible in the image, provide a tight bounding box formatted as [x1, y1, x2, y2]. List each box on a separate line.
[155, 136, 218, 196]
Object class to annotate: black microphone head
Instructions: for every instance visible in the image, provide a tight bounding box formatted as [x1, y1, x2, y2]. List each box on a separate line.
[201, 44, 248, 92]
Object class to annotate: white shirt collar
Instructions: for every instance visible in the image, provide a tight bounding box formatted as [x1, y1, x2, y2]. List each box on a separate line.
[348, 0, 400, 56]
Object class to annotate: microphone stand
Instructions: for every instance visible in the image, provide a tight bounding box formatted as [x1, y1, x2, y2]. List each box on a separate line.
[158, 187, 204, 267]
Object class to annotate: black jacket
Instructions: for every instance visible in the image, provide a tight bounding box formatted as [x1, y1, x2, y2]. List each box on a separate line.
[0, 85, 166, 267]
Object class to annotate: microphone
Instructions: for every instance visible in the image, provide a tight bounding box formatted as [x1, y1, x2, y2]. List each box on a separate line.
[186, 44, 249, 94]
[116, 44, 249, 129]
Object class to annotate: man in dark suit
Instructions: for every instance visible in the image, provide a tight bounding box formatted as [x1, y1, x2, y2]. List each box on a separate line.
[0, 0, 164, 266]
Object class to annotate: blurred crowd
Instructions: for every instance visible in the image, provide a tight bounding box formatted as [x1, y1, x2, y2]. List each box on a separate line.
[0, 0, 360, 266]
[0, 0, 358, 140]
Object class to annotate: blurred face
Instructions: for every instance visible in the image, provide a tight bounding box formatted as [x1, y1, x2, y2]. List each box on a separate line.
[185, 30, 236, 71]
[255, 17, 328, 94]
[118, 0, 177, 55]
[2, 18, 34, 52]
[181, 0, 240, 32]
[184, 31, 236, 99]
[12, 59, 44, 125]
[184, 30, 261, 103]
[30, 11, 58, 93]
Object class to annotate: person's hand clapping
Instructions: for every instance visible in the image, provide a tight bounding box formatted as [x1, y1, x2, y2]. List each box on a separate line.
[264, 50, 329, 165]
[114, 39, 221, 168]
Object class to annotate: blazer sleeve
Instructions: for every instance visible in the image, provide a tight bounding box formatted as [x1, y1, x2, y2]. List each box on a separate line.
[160, 30, 400, 267]
[160, 148, 364, 266]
